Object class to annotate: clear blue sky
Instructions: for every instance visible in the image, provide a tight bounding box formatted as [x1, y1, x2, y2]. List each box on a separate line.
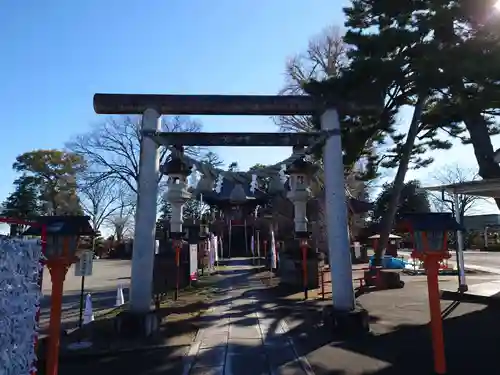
[0, 0, 498, 234]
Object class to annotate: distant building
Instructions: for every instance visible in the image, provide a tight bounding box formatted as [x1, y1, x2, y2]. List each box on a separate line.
[463, 214, 500, 231]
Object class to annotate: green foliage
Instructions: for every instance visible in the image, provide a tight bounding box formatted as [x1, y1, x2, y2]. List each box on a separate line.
[159, 199, 172, 220]
[338, 0, 500, 211]
[248, 163, 267, 171]
[371, 180, 431, 225]
[183, 198, 204, 220]
[1, 176, 40, 219]
[12, 149, 86, 215]
[227, 162, 238, 172]
[415, 0, 500, 187]
[202, 151, 224, 167]
[306, 0, 469, 177]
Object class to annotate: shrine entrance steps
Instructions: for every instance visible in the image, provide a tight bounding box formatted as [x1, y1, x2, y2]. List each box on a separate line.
[182, 258, 313, 375]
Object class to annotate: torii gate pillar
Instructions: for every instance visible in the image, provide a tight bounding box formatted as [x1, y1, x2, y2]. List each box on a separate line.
[321, 108, 369, 334]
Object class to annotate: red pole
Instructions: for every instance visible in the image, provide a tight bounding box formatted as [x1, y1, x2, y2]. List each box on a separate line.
[321, 268, 325, 300]
[45, 260, 68, 375]
[301, 240, 308, 300]
[425, 256, 447, 374]
[174, 241, 180, 301]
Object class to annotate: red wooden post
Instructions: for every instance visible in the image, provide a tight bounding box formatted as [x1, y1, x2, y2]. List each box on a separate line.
[174, 240, 181, 301]
[301, 240, 308, 300]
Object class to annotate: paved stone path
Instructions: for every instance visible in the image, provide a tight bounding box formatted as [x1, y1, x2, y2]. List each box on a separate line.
[182, 261, 314, 375]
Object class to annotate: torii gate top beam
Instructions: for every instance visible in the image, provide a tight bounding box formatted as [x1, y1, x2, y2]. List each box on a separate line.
[93, 93, 319, 116]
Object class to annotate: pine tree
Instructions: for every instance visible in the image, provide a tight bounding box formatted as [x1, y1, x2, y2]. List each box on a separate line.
[1, 176, 41, 236]
[372, 180, 431, 225]
[307, 0, 466, 261]
[159, 199, 172, 220]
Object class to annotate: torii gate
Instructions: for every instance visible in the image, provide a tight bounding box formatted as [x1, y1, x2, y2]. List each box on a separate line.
[93, 93, 360, 329]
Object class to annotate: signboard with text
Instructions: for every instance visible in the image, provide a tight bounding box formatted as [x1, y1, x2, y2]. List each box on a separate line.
[75, 250, 93, 277]
[189, 244, 198, 281]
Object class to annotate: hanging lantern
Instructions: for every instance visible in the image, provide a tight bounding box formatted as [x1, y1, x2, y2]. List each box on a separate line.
[404, 213, 461, 260]
[229, 183, 247, 205]
[199, 215, 210, 238]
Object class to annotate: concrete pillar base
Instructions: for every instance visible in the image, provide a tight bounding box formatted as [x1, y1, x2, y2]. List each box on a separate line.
[322, 303, 370, 337]
[114, 310, 160, 339]
[458, 284, 469, 293]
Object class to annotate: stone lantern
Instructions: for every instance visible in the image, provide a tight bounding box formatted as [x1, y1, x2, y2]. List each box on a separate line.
[286, 150, 317, 299]
[162, 146, 191, 300]
[286, 151, 317, 238]
[228, 183, 248, 222]
[163, 146, 192, 238]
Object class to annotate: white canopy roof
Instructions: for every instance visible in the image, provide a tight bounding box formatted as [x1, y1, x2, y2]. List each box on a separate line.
[420, 178, 500, 198]
[368, 234, 402, 239]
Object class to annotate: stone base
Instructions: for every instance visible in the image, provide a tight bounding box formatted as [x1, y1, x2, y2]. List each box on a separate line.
[114, 310, 160, 339]
[458, 284, 468, 293]
[363, 269, 405, 289]
[322, 302, 370, 337]
[278, 256, 319, 289]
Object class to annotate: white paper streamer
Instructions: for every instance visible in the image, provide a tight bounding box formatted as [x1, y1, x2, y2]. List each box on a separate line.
[279, 164, 287, 184]
[214, 174, 224, 194]
[0, 238, 43, 375]
[249, 174, 258, 193]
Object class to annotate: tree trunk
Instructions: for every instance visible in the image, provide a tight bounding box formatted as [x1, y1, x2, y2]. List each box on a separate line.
[374, 96, 427, 265]
[464, 114, 500, 209]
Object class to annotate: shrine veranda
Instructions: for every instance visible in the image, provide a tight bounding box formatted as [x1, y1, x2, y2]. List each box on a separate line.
[93, 93, 359, 323]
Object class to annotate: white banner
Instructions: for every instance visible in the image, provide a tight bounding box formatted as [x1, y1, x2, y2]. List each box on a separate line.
[213, 236, 219, 262]
[270, 230, 277, 269]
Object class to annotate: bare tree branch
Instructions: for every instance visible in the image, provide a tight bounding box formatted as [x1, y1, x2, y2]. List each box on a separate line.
[78, 174, 125, 231]
[430, 163, 489, 220]
[105, 194, 136, 241]
[67, 115, 204, 197]
[275, 26, 348, 133]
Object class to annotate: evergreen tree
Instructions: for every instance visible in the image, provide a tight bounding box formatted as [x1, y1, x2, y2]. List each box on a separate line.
[1, 176, 40, 219]
[418, 0, 500, 207]
[159, 199, 172, 220]
[371, 180, 431, 225]
[13, 149, 86, 215]
[308, 0, 479, 261]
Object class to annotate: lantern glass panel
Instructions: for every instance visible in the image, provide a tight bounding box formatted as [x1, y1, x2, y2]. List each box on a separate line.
[44, 235, 79, 258]
[426, 231, 445, 252]
[413, 232, 425, 254]
[413, 231, 445, 254]
[45, 236, 60, 258]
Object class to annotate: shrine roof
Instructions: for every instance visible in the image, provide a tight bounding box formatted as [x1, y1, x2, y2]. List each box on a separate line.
[193, 176, 272, 206]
